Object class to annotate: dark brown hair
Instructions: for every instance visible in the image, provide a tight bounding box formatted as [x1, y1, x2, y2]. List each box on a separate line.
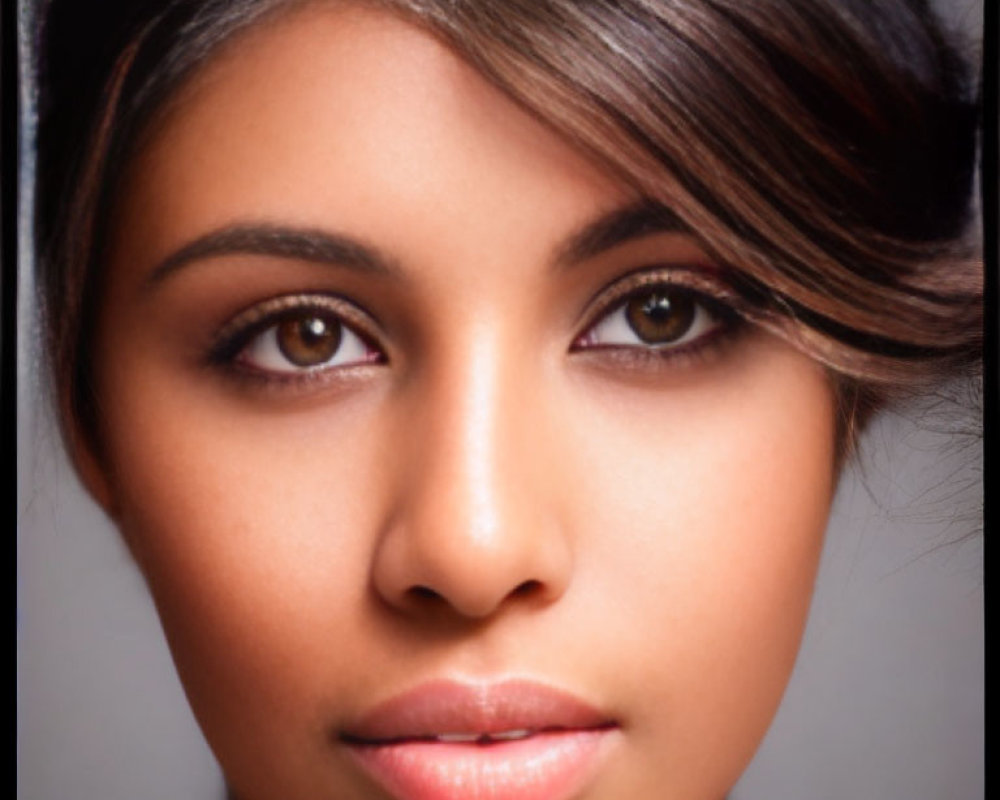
[36, 0, 982, 462]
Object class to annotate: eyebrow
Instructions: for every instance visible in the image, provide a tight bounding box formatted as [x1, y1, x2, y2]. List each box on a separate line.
[145, 224, 400, 288]
[144, 200, 692, 288]
[552, 200, 693, 268]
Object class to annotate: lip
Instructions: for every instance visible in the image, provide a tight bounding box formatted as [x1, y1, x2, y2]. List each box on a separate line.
[340, 679, 619, 800]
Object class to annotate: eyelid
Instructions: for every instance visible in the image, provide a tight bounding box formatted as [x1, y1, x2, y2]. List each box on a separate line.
[208, 292, 384, 366]
[573, 264, 743, 345]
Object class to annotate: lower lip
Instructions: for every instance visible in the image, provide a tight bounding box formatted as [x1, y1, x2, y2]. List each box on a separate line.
[346, 728, 615, 800]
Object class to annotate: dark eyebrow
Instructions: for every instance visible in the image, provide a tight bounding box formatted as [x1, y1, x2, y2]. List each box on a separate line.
[145, 223, 400, 288]
[553, 200, 693, 268]
[145, 202, 690, 287]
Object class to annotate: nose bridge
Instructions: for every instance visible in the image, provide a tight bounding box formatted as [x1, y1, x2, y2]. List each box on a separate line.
[372, 323, 570, 619]
[444, 327, 505, 546]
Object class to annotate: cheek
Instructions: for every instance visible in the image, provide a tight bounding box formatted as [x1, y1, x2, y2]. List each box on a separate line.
[559, 341, 835, 790]
[100, 371, 398, 779]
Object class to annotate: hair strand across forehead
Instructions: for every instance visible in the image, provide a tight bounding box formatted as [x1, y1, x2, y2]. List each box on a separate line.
[35, 0, 982, 454]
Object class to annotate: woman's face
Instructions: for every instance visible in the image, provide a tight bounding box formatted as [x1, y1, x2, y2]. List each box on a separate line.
[90, 4, 837, 799]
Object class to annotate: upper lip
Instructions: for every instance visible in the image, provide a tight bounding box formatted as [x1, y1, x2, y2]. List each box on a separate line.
[340, 679, 616, 744]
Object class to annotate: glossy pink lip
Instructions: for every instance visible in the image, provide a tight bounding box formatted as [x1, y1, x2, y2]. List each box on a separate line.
[341, 679, 619, 800]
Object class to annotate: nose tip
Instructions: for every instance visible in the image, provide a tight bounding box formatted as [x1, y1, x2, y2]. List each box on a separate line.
[372, 498, 572, 620]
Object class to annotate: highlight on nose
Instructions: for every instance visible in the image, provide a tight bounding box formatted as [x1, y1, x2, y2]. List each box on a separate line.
[370, 340, 572, 621]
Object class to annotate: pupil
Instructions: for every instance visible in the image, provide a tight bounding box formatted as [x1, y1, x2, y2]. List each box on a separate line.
[301, 317, 327, 343]
[642, 294, 673, 321]
[277, 315, 342, 366]
[626, 288, 695, 344]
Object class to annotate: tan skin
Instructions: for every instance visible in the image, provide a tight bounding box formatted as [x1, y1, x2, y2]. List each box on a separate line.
[83, 4, 837, 799]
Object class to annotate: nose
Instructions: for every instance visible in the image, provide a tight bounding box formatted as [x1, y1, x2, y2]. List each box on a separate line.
[371, 333, 573, 620]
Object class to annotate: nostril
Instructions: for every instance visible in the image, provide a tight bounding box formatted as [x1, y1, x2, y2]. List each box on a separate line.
[408, 585, 440, 602]
[401, 579, 545, 615]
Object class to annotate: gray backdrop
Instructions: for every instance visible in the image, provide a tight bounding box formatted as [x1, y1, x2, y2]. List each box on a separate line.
[16, 1, 984, 798]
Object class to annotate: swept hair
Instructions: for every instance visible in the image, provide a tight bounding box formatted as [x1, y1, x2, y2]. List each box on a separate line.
[35, 0, 982, 460]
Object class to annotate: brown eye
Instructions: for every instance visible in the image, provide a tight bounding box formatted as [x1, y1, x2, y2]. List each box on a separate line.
[578, 283, 726, 352]
[237, 307, 377, 375]
[625, 289, 696, 344]
[276, 315, 342, 367]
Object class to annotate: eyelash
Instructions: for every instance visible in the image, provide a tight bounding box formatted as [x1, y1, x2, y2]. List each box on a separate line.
[572, 268, 744, 367]
[208, 270, 743, 385]
[208, 294, 384, 385]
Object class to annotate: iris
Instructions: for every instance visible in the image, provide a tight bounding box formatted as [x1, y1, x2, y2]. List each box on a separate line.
[626, 288, 696, 344]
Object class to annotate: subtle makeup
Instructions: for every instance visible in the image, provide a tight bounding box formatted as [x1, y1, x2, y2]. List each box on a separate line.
[85, 5, 837, 799]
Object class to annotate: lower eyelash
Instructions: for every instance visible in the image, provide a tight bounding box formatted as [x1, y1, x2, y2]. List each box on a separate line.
[575, 315, 745, 372]
[209, 357, 385, 395]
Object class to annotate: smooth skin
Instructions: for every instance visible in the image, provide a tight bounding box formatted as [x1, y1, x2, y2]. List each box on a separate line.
[85, 4, 837, 799]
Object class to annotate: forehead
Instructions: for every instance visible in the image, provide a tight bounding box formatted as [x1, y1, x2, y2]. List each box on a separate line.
[108, 2, 631, 285]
